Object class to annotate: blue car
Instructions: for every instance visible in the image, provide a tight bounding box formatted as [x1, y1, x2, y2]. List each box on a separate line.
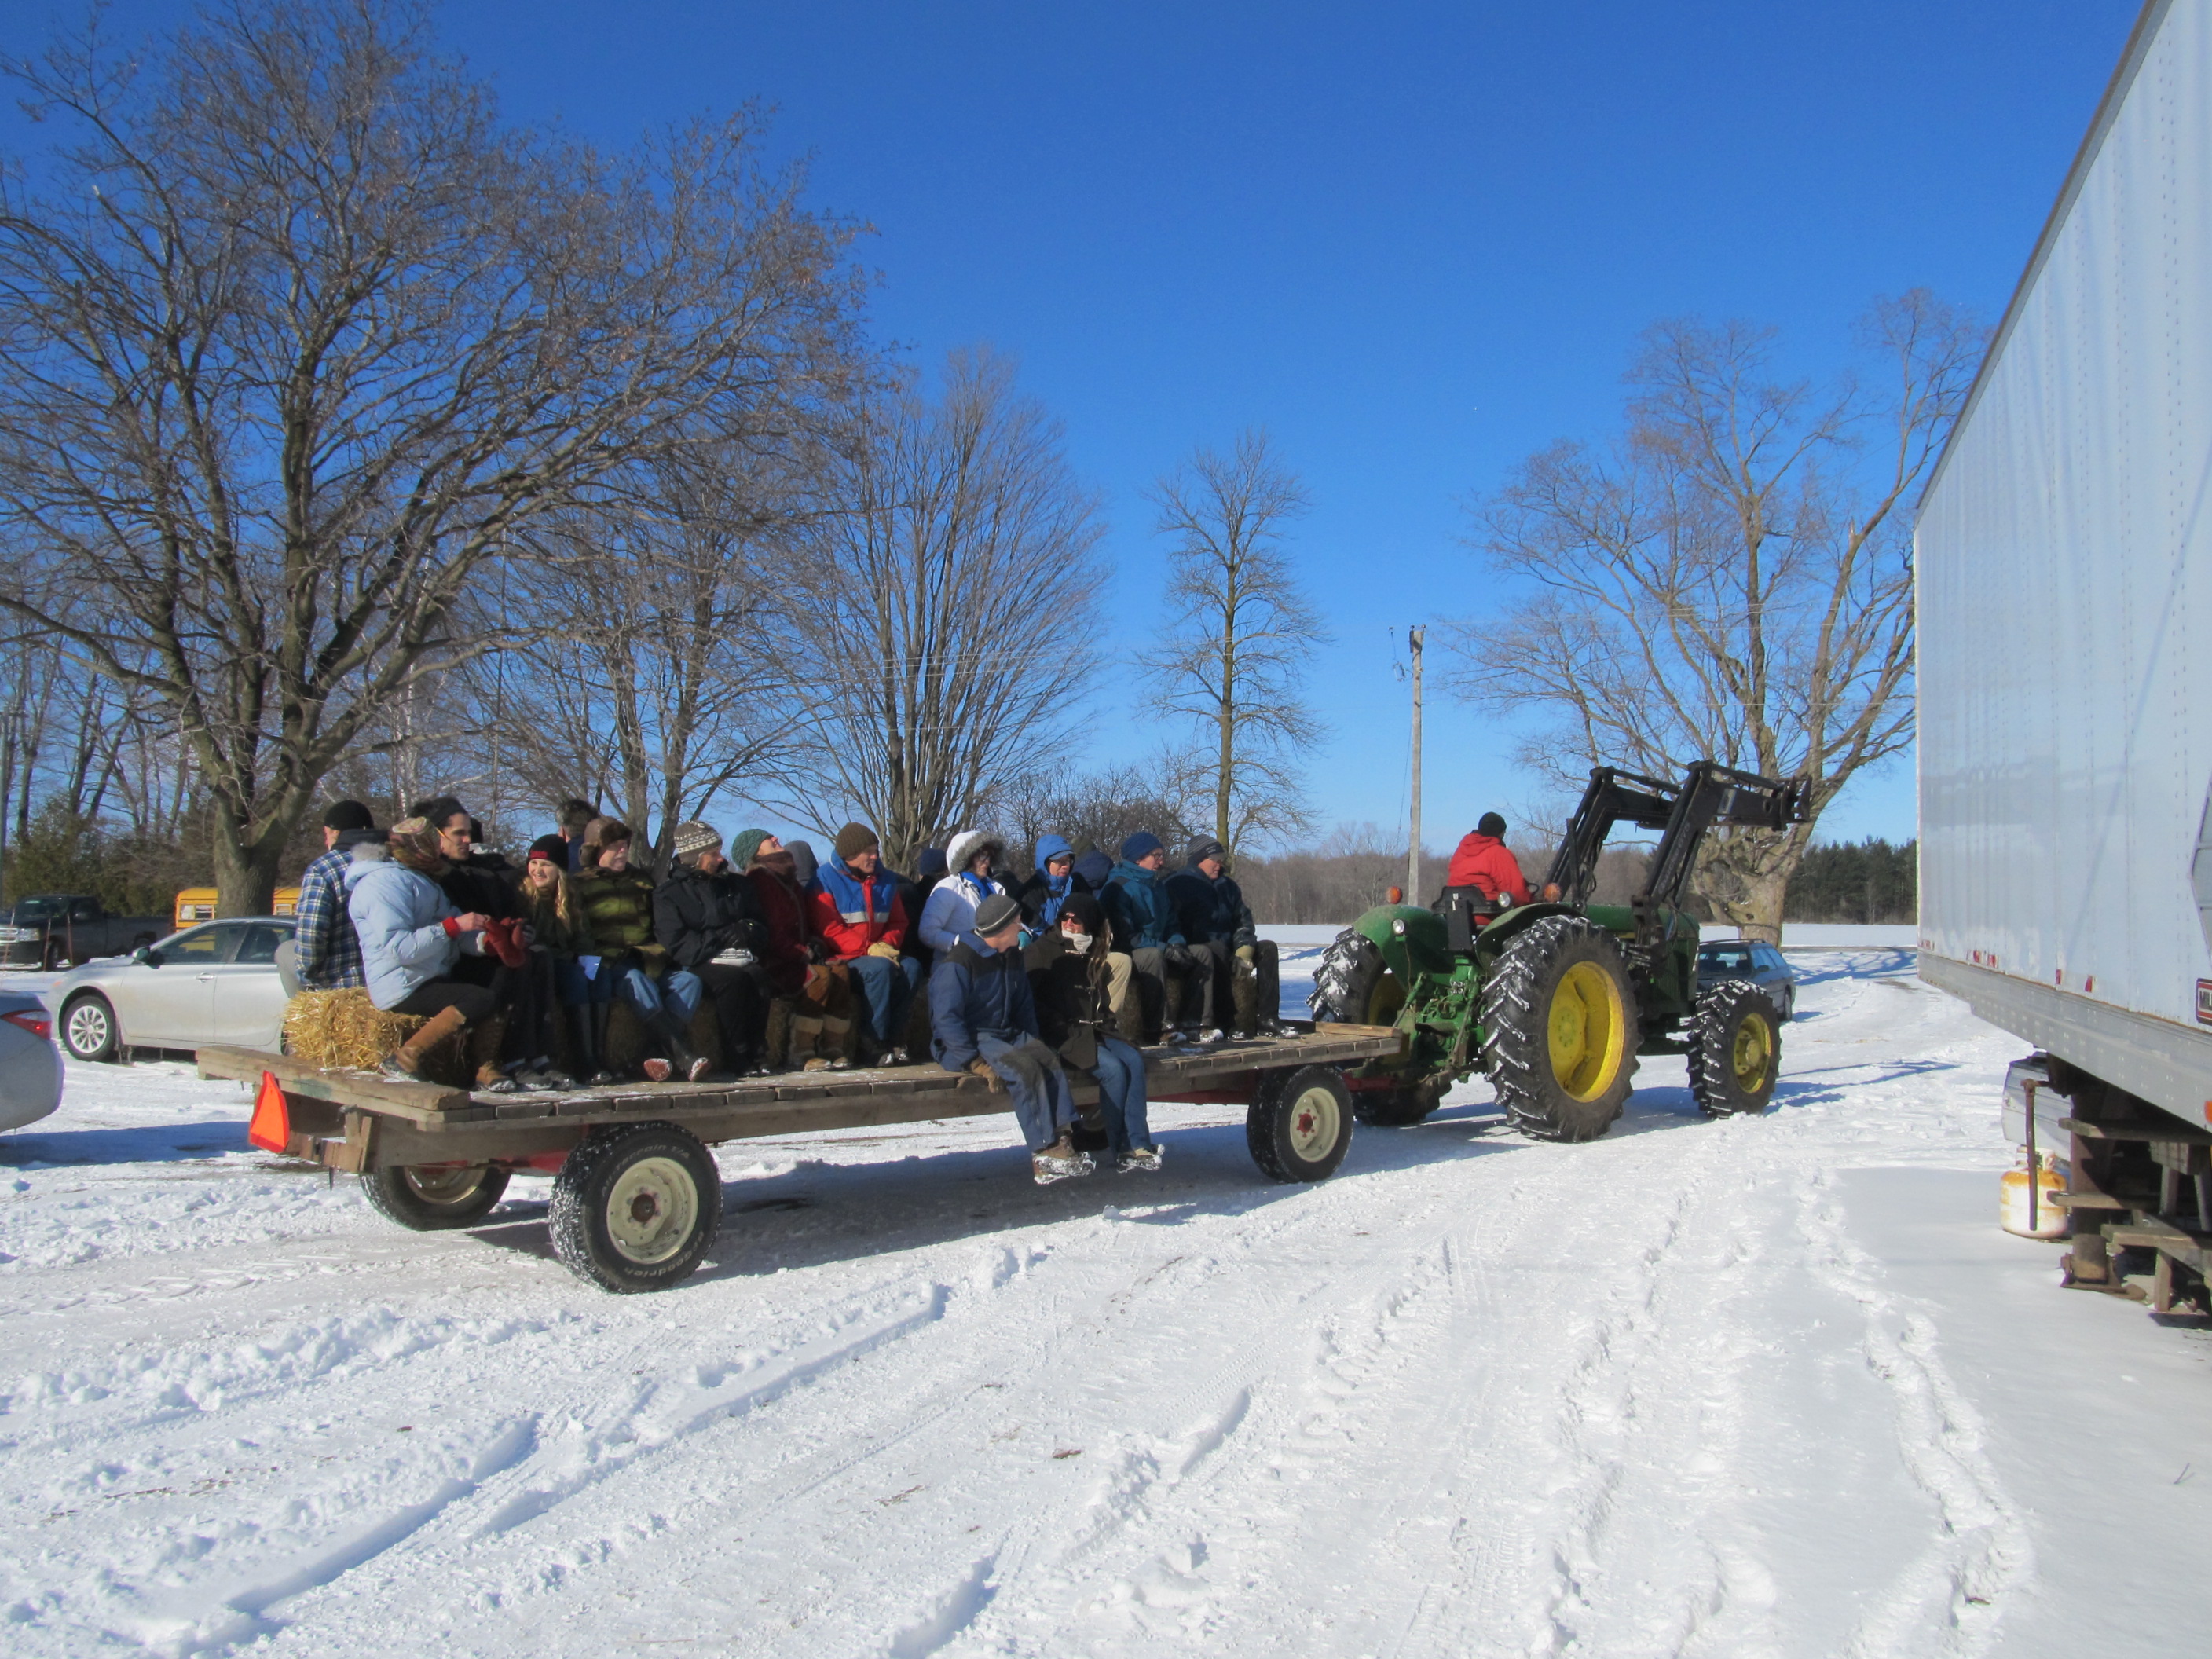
[1695, 939, 1796, 1021]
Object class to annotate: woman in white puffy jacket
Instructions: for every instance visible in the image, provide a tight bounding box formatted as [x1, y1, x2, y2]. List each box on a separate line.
[919, 830, 1009, 954]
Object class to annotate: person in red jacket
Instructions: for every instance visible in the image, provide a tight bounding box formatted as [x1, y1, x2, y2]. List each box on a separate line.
[808, 821, 922, 1062]
[1445, 812, 1531, 907]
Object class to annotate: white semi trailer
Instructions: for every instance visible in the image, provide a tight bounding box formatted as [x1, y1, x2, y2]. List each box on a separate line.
[1917, 0, 2212, 1313]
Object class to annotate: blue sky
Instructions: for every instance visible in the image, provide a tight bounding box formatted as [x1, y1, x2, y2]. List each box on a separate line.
[13, 2, 2144, 852]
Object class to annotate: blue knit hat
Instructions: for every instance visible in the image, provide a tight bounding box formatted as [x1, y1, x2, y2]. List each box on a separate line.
[1120, 830, 1164, 862]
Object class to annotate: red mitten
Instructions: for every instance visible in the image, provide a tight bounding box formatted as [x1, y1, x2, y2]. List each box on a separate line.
[486, 916, 529, 969]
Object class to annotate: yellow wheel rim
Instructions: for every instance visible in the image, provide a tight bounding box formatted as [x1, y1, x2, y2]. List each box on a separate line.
[1366, 972, 1407, 1026]
[1547, 961, 1627, 1101]
[1731, 1010, 1773, 1090]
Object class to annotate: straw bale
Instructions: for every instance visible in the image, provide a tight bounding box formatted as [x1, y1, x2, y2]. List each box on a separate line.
[281, 989, 468, 1084]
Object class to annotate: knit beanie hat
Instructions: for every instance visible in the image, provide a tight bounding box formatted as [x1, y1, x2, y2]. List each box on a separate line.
[834, 821, 881, 861]
[1186, 836, 1226, 866]
[1060, 892, 1104, 933]
[730, 829, 771, 872]
[1120, 830, 1163, 862]
[672, 820, 723, 860]
[527, 833, 568, 866]
[584, 815, 632, 854]
[1478, 811, 1507, 837]
[386, 816, 445, 872]
[324, 799, 375, 833]
[915, 846, 948, 880]
[973, 894, 1023, 936]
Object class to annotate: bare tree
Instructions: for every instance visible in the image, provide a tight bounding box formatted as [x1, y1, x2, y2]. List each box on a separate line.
[1143, 430, 1328, 853]
[767, 349, 1107, 867]
[0, 1, 865, 911]
[478, 438, 814, 867]
[1444, 291, 1983, 941]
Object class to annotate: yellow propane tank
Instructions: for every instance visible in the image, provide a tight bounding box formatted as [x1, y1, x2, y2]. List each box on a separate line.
[2001, 1152, 2069, 1239]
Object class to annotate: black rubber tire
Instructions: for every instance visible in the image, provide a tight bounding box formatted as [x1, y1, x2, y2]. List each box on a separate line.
[1309, 929, 1406, 1027]
[550, 1121, 721, 1293]
[360, 1163, 511, 1230]
[1687, 980, 1782, 1118]
[59, 992, 119, 1064]
[1247, 1064, 1355, 1183]
[1481, 916, 1639, 1142]
[1352, 1081, 1440, 1126]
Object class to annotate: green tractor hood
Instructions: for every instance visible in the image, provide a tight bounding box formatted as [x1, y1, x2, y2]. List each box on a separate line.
[1350, 903, 1454, 983]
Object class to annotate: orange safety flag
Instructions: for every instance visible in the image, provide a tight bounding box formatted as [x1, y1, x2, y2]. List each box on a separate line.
[248, 1070, 292, 1154]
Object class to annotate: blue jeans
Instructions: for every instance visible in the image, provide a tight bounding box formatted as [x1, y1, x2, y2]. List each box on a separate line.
[1088, 1035, 1152, 1157]
[558, 959, 700, 1027]
[624, 966, 701, 1026]
[846, 953, 923, 1046]
[976, 1031, 1075, 1152]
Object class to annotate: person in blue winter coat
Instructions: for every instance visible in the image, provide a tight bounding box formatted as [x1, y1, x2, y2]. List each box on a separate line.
[1072, 848, 1113, 894]
[347, 816, 506, 1085]
[930, 894, 1090, 1184]
[1100, 832, 1192, 1043]
[918, 830, 1009, 955]
[1014, 834, 1092, 929]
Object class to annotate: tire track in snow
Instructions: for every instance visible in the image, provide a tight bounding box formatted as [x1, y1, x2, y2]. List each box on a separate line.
[1796, 1169, 2031, 1658]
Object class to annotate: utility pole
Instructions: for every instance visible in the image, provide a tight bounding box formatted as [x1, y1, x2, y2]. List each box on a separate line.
[1407, 624, 1424, 905]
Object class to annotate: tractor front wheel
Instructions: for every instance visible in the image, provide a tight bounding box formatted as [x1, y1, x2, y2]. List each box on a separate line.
[1481, 917, 1639, 1141]
[1309, 929, 1407, 1027]
[1687, 980, 1781, 1117]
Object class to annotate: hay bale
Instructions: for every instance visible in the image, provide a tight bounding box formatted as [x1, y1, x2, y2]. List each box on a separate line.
[281, 988, 468, 1084]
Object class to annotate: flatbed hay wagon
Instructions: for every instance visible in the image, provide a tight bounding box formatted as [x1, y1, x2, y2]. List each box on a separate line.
[196, 1025, 1405, 1293]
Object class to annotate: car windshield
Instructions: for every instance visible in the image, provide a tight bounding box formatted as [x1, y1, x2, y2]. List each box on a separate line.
[1701, 947, 1755, 971]
[150, 925, 229, 961]
[10, 897, 63, 924]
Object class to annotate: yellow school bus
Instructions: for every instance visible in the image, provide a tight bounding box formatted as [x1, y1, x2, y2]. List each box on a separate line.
[172, 887, 301, 928]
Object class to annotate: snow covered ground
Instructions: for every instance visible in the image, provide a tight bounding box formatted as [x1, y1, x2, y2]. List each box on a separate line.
[2, 948, 2206, 1657]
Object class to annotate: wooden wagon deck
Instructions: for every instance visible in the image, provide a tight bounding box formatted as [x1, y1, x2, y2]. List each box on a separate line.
[198, 1024, 1406, 1172]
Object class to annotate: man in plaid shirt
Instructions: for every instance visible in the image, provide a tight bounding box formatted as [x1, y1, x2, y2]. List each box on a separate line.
[295, 800, 379, 990]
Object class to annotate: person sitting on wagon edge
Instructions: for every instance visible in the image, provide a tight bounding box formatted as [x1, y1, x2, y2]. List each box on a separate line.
[1100, 831, 1186, 1044]
[1026, 892, 1159, 1173]
[809, 821, 923, 1064]
[931, 893, 1090, 1185]
[1166, 836, 1281, 1040]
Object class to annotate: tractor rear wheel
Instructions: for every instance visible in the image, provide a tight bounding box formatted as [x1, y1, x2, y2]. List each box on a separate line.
[1353, 1079, 1441, 1126]
[1687, 980, 1781, 1117]
[1481, 917, 1639, 1141]
[1309, 929, 1407, 1027]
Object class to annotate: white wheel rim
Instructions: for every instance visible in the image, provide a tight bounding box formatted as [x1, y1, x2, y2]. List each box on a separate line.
[606, 1155, 700, 1265]
[402, 1165, 490, 1207]
[1286, 1085, 1341, 1161]
[66, 1002, 108, 1055]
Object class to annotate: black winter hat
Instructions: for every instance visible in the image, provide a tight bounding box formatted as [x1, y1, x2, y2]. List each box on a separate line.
[527, 834, 569, 866]
[973, 894, 1023, 936]
[1186, 836, 1226, 867]
[324, 799, 375, 833]
[1060, 893, 1104, 933]
[1478, 811, 1507, 837]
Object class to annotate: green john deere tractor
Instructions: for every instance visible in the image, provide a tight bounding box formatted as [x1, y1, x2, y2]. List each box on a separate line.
[1309, 761, 1807, 1140]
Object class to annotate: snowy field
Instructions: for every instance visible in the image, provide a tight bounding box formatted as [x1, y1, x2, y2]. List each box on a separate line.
[2, 948, 2207, 1657]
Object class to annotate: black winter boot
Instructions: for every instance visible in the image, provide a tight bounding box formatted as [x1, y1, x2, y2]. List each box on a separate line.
[584, 1003, 614, 1086]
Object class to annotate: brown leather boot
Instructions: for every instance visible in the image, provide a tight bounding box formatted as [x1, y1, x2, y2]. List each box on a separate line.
[380, 1005, 468, 1082]
[469, 1012, 516, 1093]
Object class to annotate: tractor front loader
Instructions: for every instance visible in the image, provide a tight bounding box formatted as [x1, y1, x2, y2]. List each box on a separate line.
[1309, 760, 1808, 1140]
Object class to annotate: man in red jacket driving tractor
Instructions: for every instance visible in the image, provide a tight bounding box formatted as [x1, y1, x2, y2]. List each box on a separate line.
[1443, 812, 1530, 908]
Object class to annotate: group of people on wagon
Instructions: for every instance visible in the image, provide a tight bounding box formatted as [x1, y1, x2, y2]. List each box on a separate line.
[288, 800, 1288, 1184]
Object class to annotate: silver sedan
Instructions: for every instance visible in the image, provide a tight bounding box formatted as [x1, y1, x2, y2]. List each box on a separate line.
[0, 985, 63, 1131]
[48, 917, 297, 1062]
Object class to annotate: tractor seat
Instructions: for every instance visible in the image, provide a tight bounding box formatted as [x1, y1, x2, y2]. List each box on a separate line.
[1433, 885, 1501, 950]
